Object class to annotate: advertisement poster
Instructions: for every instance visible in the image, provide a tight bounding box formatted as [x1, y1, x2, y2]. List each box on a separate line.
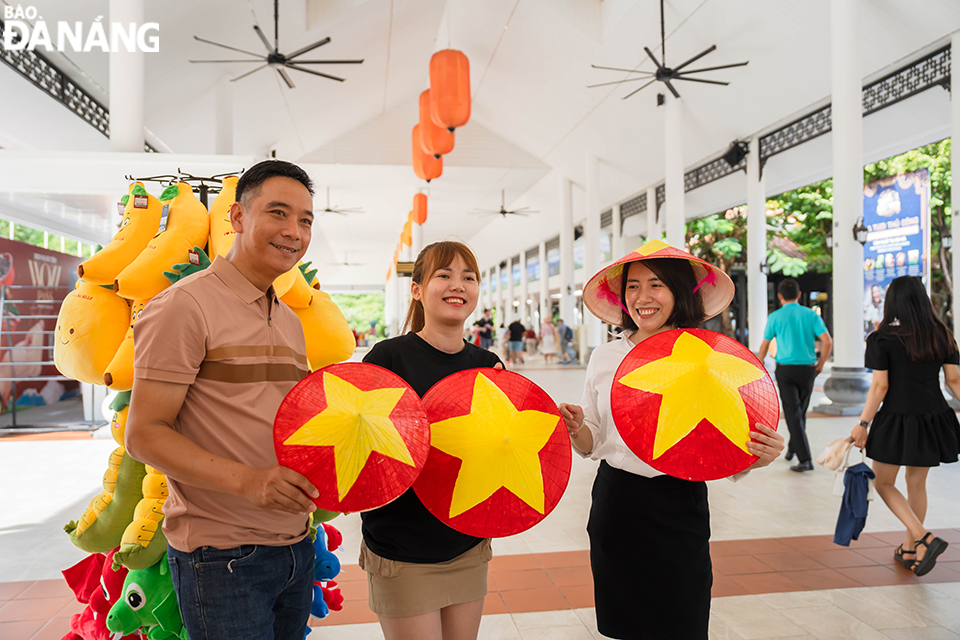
[0, 239, 82, 413]
[861, 169, 930, 337]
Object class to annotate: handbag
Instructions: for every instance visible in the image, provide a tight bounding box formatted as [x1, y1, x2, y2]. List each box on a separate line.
[831, 442, 875, 501]
[816, 436, 854, 471]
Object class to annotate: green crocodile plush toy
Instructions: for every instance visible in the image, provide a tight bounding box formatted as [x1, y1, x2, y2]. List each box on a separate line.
[106, 553, 186, 640]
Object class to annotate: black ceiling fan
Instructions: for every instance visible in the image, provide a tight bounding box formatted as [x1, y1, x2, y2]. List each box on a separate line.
[470, 190, 539, 218]
[588, 0, 748, 101]
[189, 0, 363, 88]
[318, 187, 364, 216]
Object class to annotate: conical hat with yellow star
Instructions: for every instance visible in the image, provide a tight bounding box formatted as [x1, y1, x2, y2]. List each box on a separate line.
[273, 362, 431, 513]
[413, 368, 572, 538]
[611, 329, 779, 481]
[583, 239, 735, 326]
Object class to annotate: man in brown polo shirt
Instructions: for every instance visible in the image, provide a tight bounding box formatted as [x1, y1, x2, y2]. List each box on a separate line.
[126, 160, 320, 640]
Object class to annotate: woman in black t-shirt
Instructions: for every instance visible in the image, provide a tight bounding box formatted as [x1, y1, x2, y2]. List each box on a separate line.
[361, 241, 501, 640]
[851, 276, 959, 577]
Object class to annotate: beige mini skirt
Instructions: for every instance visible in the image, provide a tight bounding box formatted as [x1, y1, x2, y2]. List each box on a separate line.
[359, 539, 492, 618]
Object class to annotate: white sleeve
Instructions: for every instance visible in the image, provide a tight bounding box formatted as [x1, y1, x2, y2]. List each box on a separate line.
[575, 355, 602, 459]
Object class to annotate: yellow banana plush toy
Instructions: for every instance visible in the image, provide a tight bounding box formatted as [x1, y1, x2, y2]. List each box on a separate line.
[114, 182, 209, 301]
[208, 175, 238, 259]
[54, 281, 131, 385]
[109, 391, 131, 447]
[274, 261, 315, 308]
[103, 298, 148, 390]
[64, 447, 146, 553]
[114, 465, 168, 571]
[280, 265, 354, 370]
[78, 183, 162, 285]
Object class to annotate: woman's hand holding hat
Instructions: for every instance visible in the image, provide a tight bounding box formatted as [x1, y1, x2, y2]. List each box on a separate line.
[747, 424, 785, 469]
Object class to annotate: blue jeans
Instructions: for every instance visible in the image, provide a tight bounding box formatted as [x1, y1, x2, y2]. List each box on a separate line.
[167, 536, 314, 640]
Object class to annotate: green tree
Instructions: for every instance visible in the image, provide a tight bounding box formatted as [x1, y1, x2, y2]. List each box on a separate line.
[330, 293, 386, 337]
[685, 207, 746, 336]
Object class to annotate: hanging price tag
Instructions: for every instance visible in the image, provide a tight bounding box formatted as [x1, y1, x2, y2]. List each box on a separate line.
[133, 195, 148, 209]
[117, 202, 124, 215]
[157, 203, 170, 234]
[188, 250, 200, 266]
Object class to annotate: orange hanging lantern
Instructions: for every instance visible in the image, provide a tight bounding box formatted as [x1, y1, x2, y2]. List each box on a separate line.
[429, 49, 471, 132]
[401, 221, 413, 247]
[412, 193, 428, 225]
[412, 126, 443, 182]
[419, 90, 454, 158]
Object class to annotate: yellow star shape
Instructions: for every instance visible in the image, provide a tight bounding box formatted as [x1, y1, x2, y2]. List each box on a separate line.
[618, 332, 764, 459]
[431, 373, 558, 518]
[284, 372, 414, 500]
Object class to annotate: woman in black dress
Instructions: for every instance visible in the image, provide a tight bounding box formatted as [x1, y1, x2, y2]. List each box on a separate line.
[851, 276, 958, 576]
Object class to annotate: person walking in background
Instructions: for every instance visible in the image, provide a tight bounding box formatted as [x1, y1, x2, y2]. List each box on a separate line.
[523, 326, 538, 356]
[474, 308, 494, 350]
[851, 276, 957, 577]
[557, 318, 573, 364]
[758, 278, 832, 472]
[508, 318, 526, 366]
[540, 317, 557, 365]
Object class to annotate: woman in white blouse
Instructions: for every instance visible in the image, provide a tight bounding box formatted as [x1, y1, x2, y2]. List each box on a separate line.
[559, 241, 784, 640]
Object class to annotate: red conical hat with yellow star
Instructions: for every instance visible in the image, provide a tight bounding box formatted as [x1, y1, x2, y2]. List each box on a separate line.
[611, 329, 779, 481]
[274, 362, 431, 513]
[583, 239, 735, 326]
[413, 368, 571, 538]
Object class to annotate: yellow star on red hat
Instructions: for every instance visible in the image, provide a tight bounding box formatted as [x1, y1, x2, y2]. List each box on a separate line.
[283, 372, 415, 500]
[430, 373, 557, 518]
[618, 331, 764, 459]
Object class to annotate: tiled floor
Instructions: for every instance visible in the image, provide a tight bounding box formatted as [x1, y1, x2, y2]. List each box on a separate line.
[3, 361, 960, 639]
[5, 531, 960, 638]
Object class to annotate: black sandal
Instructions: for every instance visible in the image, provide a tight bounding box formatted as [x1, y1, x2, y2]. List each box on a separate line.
[913, 532, 949, 577]
[894, 544, 916, 569]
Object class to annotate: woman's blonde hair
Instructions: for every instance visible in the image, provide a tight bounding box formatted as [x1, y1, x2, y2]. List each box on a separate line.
[402, 241, 482, 333]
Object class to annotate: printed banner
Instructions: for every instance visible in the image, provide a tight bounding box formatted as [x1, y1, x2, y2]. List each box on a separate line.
[861, 169, 930, 337]
[0, 239, 82, 412]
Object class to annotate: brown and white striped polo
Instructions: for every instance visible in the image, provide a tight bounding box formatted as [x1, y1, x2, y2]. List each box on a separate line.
[133, 256, 311, 552]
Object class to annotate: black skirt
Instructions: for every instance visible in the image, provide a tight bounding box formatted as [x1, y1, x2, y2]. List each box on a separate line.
[866, 409, 960, 467]
[587, 461, 712, 640]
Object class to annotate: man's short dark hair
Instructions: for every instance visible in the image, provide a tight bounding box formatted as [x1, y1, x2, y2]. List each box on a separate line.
[778, 278, 800, 301]
[236, 160, 315, 206]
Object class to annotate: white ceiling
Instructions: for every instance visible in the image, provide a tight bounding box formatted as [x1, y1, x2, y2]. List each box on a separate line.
[1, 0, 959, 285]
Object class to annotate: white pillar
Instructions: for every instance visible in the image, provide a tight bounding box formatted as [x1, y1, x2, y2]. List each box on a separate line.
[830, 0, 865, 368]
[611, 203, 624, 258]
[385, 268, 397, 338]
[486, 267, 494, 312]
[663, 93, 685, 247]
[646, 186, 658, 241]
[584, 155, 603, 354]
[507, 258, 516, 323]
[495, 263, 504, 327]
[559, 176, 575, 326]
[411, 223, 424, 257]
[747, 137, 768, 352]
[539, 242, 550, 325]
[952, 31, 960, 335]
[214, 78, 234, 155]
[520, 250, 529, 324]
[109, 0, 145, 152]
[393, 265, 403, 335]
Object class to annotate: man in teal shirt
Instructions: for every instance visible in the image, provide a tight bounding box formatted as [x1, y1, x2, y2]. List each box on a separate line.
[758, 278, 833, 472]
